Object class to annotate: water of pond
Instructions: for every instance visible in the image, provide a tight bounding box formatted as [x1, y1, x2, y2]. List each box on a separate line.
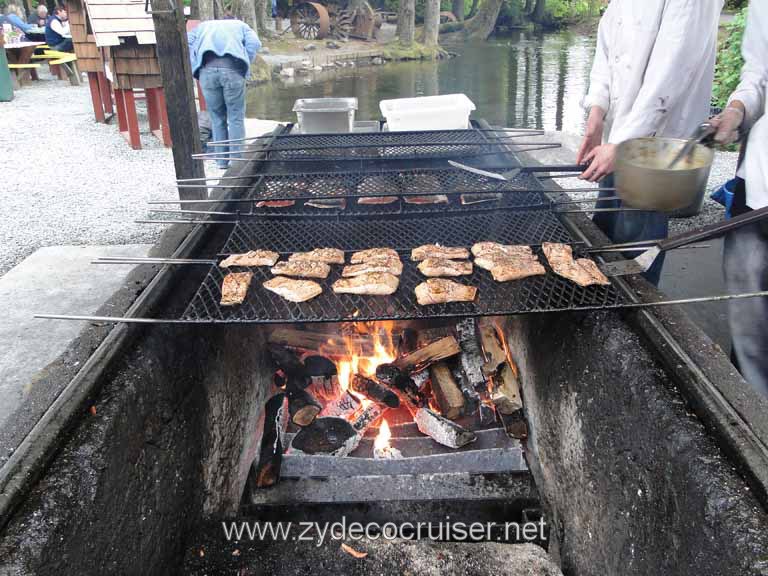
[246, 29, 596, 134]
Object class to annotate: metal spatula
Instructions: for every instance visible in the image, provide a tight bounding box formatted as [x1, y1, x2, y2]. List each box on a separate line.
[600, 205, 768, 277]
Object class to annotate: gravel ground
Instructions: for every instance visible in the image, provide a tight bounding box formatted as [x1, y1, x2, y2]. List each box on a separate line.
[0, 72, 185, 277]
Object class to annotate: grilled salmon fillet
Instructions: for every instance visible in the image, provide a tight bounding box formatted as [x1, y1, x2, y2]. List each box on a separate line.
[488, 258, 546, 282]
[256, 200, 295, 208]
[350, 248, 400, 264]
[263, 277, 323, 303]
[332, 272, 400, 295]
[358, 196, 399, 205]
[415, 279, 477, 305]
[411, 244, 470, 262]
[289, 248, 345, 265]
[342, 257, 403, 277]
[305, 199, 347, 209]
[542, 243, 610, 287]
[404, 195, 449, 205]
[220, 250, 279, 268]
[417, 258, 473, 277]
[471, 242, 534, 259]
[220, 272, 253, 306]
[271, 260, 331, 279]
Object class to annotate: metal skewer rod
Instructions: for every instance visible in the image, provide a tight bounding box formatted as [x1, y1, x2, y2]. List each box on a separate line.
[588, 244, 711, 253]
[135, 219, 234, 224]
[92, 257, 217, 265]
[176, 175, 253, 183]
[32, 291, 768, 324]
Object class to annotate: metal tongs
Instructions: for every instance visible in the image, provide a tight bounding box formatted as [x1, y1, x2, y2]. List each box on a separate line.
[600, 205, 768, 277]
[666, 122, 717, 169]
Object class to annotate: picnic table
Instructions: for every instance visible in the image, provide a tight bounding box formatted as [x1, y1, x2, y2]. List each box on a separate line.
[5, 41, 45, 84]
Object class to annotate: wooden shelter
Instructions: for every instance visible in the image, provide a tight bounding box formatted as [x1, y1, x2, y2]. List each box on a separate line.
[67, 0, 171, 149]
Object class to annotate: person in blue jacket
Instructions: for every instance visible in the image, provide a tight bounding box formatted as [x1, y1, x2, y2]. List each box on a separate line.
[1, 3, 34, 36]
[188, 19, 261, 170]
[44, 5, 73, 52]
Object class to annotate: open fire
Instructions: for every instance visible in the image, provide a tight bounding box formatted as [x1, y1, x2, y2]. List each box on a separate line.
[251, 317, 530, 489]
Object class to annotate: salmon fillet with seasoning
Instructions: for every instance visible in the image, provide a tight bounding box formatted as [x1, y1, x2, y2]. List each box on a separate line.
[358, 196, 399, 205]
[350, 248, 400, 264]
[404, 195, 449, 205]
[471, 242, 534, 259]
[542, 243, 610, 287]
[415, 279, 477, 305]
[342, 257, 403, 277]
[411, 244, 470, 262]
[220, 272, 253, 306]
[417, 258, 473, 277]
[488, 258, 546, 282]
[263, 277, 323, 303]
[288, 248, 345, 265]
[256, 200, 295, 208]
[332, 272, 400, 295]
[474, 252, 539, 272]
[271, 260, 331, 279]
[305, 199, 347, 209]
[220, 250, 279, 268]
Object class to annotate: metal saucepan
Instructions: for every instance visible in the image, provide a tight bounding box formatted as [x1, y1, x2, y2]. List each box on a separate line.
[615, 136, 715, 214]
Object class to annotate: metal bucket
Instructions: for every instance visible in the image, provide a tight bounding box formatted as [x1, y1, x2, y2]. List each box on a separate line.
[615, 138, 714, 216]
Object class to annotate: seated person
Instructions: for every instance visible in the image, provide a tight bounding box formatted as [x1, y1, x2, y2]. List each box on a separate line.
[1, 3, 35, 36]
[44, 5, 73, 52]
[28, 4, 48, 26]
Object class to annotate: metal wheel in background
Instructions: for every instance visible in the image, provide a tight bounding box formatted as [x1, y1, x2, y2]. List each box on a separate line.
[290, 2, 331, 40]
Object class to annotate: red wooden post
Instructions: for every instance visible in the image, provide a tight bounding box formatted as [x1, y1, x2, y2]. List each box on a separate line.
[97, 72, 113, 115]
[122, 89, 141, 149]
[157, 88, 172, 147]
[114, 87, 128, 132]
[146, 87, 160, 132]
[87, 72, 105, 123]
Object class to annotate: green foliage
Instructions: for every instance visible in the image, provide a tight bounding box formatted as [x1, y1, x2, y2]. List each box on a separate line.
[538, 0, 605, 27]
[724, 0, 748, 9]
[713, 6, 747, 108]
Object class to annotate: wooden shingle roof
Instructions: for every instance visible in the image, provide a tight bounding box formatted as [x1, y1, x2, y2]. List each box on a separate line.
[83, 0, 156, 47]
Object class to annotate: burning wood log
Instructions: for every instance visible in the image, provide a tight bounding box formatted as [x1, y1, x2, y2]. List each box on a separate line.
[268, 328, 379, 357]
[414, 408, 477, 449]
[392, 336, 461, 374]
[412, 370, 430, 391]
[375, 364, 428, 408]
[287, 387, 322, 427]
[319, 390, 361, 419]
[303, 355, 337, 377]
[478, 320, 507, 377]
[455, 319, 487, 394]
[498, 410, 528, 440]
[452, 366, 481, 416]
[250, 393, 289, 488]
[290, 417, 361, 457]
[268, 344, 307, 378]
[351, 402, 387, 434]
[350, 375, 400, 408]
[430, 363, 465, 420]
[491, 362, 523, 416]
[478, 402, 497, 426]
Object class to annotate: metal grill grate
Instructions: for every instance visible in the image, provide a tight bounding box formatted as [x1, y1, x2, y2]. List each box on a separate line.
[182, 247, 624, 324]
[249, 167, 540, 201]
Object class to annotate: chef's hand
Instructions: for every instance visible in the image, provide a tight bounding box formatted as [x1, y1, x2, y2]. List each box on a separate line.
[580, 144, 616, 182]
[711, 103, 745, 145]
[577, 106, 605, 165]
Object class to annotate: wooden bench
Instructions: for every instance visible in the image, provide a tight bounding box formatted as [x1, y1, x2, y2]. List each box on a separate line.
[32, 50, 80, 85]
[7, 63, 41, 88]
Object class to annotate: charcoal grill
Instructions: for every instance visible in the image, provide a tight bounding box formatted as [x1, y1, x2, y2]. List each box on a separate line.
[173, 124, 627, 323]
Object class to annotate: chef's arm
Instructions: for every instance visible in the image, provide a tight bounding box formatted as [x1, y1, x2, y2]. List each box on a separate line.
[727, 2, 767, 131]
[608, 0, 721, 144]
[582, 10, 611, 114]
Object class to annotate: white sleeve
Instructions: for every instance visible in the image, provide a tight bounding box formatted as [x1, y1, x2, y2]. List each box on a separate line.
[582, 9, 612, 113]
[728, 2, 768, 130]
[608, 0, 722, 144]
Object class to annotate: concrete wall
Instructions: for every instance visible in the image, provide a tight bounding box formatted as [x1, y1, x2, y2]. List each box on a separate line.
[505, 311, 768, 576]
[0, 322, 272, 575]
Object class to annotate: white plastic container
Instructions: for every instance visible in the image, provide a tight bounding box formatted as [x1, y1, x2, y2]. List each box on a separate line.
[379, 94, 476, 132]
[293, 97, 358, 134]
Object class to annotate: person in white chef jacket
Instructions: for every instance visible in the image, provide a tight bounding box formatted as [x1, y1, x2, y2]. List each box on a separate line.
[577, 0, 724, 284]
[710, 1, 768, 398]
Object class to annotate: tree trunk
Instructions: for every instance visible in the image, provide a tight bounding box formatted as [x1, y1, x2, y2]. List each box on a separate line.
[463, 0, 503, 40]
[197, 0, 214, 20]
[452, 0, 464, 21]
[422, 0, 440, 46]
[467, 0, 480, 19]
[524, 0, 534, 15]
[398, 0, 416, 46]
[532, 0, 546, 22]
[233, 0, 258, 31]
[255, 0, 276, 38]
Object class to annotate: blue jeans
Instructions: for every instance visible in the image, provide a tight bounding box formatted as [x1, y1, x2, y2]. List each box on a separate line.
[51, 38, 73, 52]
[592, 174, 669, 286]
[199, 67, 246, 169]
